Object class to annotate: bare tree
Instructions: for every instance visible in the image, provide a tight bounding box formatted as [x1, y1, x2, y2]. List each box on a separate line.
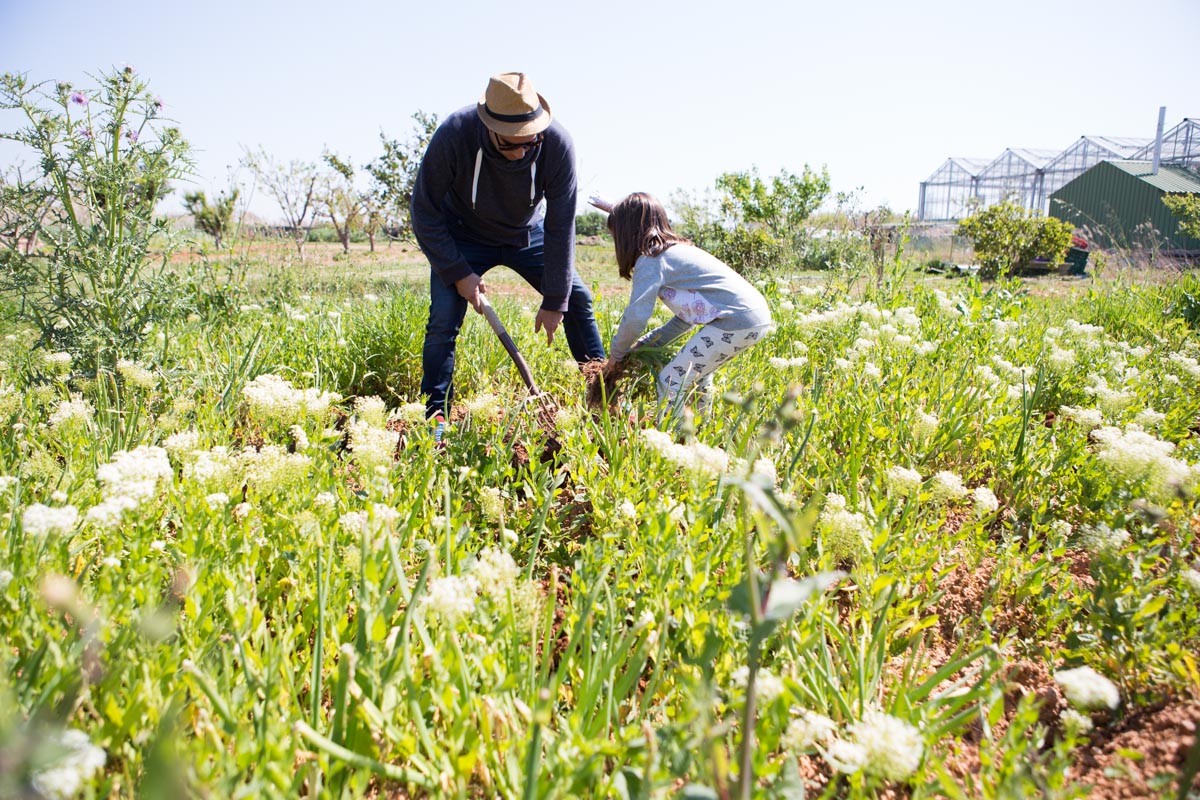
[240, 146, 319, 260]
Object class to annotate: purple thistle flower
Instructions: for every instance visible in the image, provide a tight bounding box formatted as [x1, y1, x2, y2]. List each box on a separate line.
[77, 126, 94, 141]
[125, 129, 139, 144]
[70, 92, 88, 106]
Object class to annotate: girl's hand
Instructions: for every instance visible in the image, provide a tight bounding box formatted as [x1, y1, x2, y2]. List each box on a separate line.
[588, 194, 614, 213]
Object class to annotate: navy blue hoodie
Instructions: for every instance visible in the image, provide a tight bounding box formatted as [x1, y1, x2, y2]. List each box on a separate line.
[410, 105, 578, 312]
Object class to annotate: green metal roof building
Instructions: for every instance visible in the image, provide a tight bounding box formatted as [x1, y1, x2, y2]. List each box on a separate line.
[1049, 159, 1200, 252]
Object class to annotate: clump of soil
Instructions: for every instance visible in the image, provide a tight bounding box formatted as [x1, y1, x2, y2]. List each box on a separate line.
[584, 359, 631, 412]
[1073, 700, 1200, 798]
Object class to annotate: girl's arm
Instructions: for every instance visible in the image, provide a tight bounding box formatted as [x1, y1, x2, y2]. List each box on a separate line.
[608, 258, 663, 362]
[634, 315, 692, 350]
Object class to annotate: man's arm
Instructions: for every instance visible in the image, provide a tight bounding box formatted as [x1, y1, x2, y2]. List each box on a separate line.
[538, 126, 578, 313]
[411, 126, 476, 289]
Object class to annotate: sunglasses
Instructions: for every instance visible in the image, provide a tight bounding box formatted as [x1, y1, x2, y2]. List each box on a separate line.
[493, 132, 544, 151]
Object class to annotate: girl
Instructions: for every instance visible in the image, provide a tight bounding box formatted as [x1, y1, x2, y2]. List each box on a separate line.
[596, 192, 773, 420]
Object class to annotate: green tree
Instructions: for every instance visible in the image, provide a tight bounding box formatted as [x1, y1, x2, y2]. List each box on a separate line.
[366, 111, 438, 244]
[1163, 193, 1200, 239]
[956, 202, 1073, 279]
[715, 164, 831, 239]
[182, 187, 239, 249]
[575, 210, 608, 238]
[321, 151, 363, 255]
[0, 67, 192, 361]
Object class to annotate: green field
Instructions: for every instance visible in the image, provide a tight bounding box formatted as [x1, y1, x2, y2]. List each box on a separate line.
[2, 238, 1200, 799]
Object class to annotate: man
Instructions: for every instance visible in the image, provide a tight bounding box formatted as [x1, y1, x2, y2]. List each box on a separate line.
[411, 72, 605, 420]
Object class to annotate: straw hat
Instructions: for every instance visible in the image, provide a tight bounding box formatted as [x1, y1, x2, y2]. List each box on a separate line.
[477, 73, 552, 137]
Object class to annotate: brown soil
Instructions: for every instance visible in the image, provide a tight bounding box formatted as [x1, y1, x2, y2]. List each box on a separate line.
[1072, 700, 1200, 798]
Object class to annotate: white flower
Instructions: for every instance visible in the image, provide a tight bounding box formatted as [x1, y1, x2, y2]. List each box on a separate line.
[22, 503, 79, 537]
[238, 445, 313, 496]
[242, 374, 341, 428]
[390, 402, 429, 425]
[0, 475, 18, 492]
[1059, 707, 1095, 734]
[467, 548, 521, 599]
[640, 429, 729, 477]
[31, 728, 106, 800]
[347, 420, 399, 475]
[971, 486, 999, 518]
[1049, 519, 1072, 539]
[339, 511, 368, 534]
[1060, 405, 1104, 429]
[1078, 522, 1129, 554]
[1134, 408, 1166, 429]
[885, 466, 921, 496]
[769, 356, 808, 369]
[1182, 568, 1200, 596]
[818, 493, 871, 562]
[783, 709, 838, 751]
[42, 351, 73, 372]
[0, 569, 12, 590]
[290, 425, 309, 452]
[353, 395, 388, 427]
[205, 493, 229, 511]
[1091, 425, 1196, 501]
[822, 738, 868, 774]
[163, 430, 201, 457]
[730, 666, 785, 706]
[314, 491, 337, 509]
[617, 500, 637, 520]
[464, 393, 503, 419]
[422, 575, 478, 621]
[84, 495, 139, 529]
[48, 395, 94, 431]
[96, 446, 173, 503]
[116, 359, 156, 390]
[1054, 666, 1120, 710]
[846, 710, 924, 781]
[913, 411, 939, 441]
[749, 457, 777, 489]
[929, 471, 968, 504]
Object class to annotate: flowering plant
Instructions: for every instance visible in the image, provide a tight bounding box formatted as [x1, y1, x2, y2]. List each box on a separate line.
[0, 67, 191, 362]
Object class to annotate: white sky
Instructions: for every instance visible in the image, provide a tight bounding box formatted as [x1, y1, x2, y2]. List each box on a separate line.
[2, 0, 1197, 222]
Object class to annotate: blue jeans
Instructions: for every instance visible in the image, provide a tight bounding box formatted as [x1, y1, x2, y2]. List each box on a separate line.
[421, 228, 605, 417]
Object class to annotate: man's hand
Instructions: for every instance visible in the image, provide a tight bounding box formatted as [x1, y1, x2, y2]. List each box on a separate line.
[456, 274, 486, 313]
[534, 309, 563, 345]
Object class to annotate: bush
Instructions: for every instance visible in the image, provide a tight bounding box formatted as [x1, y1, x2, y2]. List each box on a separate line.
[0, 67, 192, 363]
[575, 211, 609, 238]
[686, 223, 787, 277]
[956, 202, 1073, 280]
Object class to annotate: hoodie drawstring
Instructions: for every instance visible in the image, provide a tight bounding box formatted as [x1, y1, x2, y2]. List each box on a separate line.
[471, 148, 538, 210]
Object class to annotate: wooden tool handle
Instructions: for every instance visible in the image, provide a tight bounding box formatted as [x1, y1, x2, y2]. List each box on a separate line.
[478, 296, 541, 395]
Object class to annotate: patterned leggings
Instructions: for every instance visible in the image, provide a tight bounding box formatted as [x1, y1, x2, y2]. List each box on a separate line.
[657, 322, 772, 416]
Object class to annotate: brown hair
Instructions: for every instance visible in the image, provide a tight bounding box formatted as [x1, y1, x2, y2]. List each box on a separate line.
[607, 192, 691, 279]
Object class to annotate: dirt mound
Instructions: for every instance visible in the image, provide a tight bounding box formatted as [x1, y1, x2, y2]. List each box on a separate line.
[1073, 700, 1200, 798]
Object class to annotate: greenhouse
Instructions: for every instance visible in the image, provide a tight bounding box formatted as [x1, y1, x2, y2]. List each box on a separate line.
[972, 148, 1060, 211]
[1033, 136, 1150, 211]
[915, 158, 991, 222]
[916, 117, 1196, 221]
[1132, 117, 1200, 169]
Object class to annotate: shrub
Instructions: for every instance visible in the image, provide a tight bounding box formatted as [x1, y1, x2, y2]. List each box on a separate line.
[575, 211, 609, 238]
[0, 67, 192, 363]
[956, 202, 1073, 280]
[686, 222, 787, 277]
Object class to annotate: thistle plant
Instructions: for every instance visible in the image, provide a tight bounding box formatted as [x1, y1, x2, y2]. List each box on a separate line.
[0, 67, 191, 363]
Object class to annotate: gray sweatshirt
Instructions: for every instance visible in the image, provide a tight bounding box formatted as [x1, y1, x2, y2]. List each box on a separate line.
[410, 106, 578, 312]
[609, 244, 773, 362]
